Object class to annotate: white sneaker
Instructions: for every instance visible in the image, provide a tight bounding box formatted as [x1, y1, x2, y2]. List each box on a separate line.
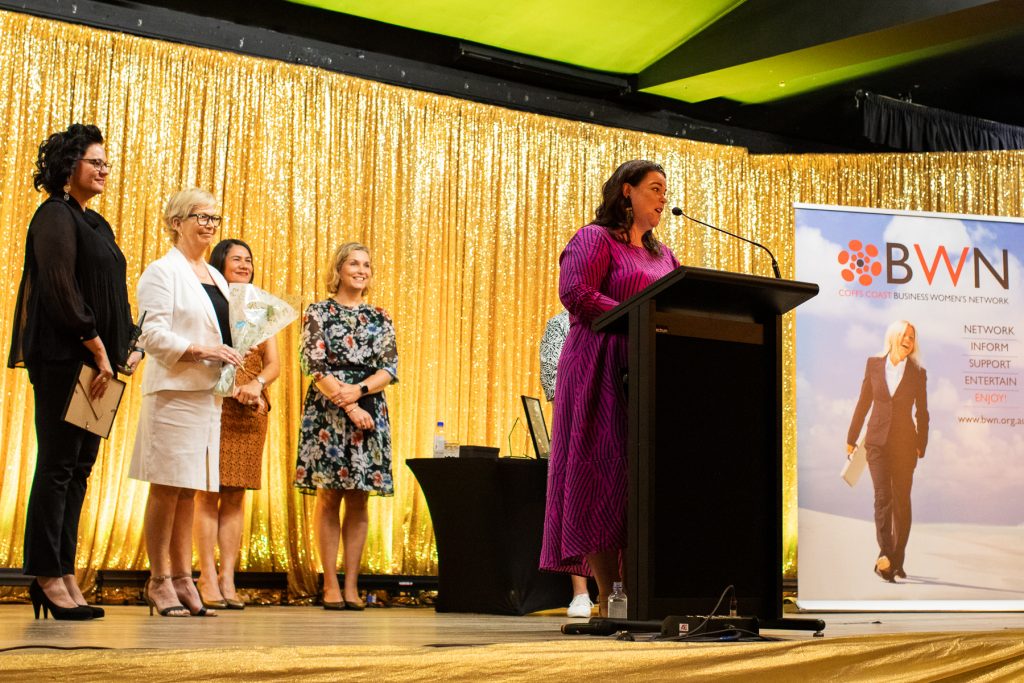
[566, 594, 594, 618]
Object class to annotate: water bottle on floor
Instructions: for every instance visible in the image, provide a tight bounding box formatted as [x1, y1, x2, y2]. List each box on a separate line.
[433, 421, 446, 458]
[607, 582, 627, 619]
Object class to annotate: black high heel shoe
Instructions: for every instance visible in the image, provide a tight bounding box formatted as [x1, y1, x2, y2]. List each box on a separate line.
[78, 604, 105, 618]
[64, 580, 105, 618]
[29, 580, 94, 621]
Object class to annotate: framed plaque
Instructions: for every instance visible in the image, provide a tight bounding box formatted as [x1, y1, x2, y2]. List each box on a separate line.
[520, 395, 551, 459]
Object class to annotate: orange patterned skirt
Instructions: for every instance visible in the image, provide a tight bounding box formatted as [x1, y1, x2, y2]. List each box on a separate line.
[219, 347, 269, 489]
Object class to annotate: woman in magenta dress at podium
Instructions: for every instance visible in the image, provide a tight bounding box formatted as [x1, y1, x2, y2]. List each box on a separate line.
[540, 160, 679, 615]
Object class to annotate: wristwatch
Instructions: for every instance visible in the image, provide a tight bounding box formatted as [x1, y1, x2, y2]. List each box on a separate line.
[255, 376, 266, 388]
[359, 382, 369, 395]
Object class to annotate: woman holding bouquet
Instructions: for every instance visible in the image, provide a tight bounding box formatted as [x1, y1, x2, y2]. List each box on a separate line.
[295, 242, 398, 610]
[194, 239, 280, 609]
[129, 189, 243, 617]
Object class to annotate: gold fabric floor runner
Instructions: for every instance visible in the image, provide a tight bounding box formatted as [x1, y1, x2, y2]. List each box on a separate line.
[2, 630, 1023, 681]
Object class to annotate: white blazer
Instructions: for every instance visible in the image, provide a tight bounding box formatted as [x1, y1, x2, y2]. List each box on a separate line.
[137, 247, 231, 395]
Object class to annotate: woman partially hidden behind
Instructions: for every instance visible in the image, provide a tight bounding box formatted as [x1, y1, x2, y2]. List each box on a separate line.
[8, 124, 141, 620]
[194, 239, 281, 610]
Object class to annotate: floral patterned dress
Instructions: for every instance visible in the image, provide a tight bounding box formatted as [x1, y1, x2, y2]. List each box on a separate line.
[294, 300, 398, 496]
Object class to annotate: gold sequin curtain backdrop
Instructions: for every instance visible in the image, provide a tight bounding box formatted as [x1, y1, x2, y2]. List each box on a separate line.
[3, 10, 1024, 586]
[0, 10, 748, 589]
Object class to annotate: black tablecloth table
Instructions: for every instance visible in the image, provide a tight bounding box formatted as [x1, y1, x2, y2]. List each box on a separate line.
[407, 457, 568, 615]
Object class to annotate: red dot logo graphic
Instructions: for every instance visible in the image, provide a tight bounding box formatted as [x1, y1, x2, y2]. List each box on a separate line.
[838, 240, 882, 286]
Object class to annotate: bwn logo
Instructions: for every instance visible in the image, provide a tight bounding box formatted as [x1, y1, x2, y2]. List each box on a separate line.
[838, 239, 1009, 289]
[838, 240, 882, 285]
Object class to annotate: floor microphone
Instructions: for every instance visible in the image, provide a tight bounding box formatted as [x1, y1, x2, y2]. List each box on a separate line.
[560, 617, 663, 636]
[671, 207, 782, 278]
[560, 621, 617, 635]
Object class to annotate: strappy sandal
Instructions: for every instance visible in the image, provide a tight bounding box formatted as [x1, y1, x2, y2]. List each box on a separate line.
[143, 576, 190, 617]
[172, 575, 218, 617]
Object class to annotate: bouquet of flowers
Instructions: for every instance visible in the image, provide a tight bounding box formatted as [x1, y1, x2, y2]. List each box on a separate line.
[213, 283, 299, 396]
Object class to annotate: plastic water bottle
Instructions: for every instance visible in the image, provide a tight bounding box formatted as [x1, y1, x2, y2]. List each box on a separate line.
[433, 421, 446, 458]
[607, 582, 628, 619]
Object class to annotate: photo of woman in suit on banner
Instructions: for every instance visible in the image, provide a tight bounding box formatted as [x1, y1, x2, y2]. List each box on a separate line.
[846, 320, 929, 584]
[795, 205, 1024, 608]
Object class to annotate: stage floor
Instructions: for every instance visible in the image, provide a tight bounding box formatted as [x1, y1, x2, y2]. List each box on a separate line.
[0, 604, 1020, 650]
[2, 605, 1023, 681]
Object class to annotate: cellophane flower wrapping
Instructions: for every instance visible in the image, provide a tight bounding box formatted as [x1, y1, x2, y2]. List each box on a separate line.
[214, 283, 299, 396]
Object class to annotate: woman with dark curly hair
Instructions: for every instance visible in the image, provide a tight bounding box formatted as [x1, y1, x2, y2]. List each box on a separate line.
[8, 124, 141, 620]
[540, 160, 679, 616]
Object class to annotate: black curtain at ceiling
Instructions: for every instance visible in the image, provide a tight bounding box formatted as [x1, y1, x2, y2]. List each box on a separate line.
[861, 92, 1024, 152]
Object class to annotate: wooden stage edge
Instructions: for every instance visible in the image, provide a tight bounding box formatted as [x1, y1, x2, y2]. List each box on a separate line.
[1, 606, 1023, 681]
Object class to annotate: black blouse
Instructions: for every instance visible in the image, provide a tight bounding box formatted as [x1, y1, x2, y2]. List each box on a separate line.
[7, 196, 132, 371]
[202, 283, 233, 346]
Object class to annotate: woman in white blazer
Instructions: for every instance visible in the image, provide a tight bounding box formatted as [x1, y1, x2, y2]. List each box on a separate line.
[129, 188, 242, 617]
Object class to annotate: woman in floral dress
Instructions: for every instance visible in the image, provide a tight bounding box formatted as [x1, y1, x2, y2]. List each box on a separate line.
[295, 242, 398, 610]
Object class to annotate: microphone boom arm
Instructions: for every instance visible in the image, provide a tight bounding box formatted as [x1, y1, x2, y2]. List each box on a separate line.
[672, 208, 781, 278]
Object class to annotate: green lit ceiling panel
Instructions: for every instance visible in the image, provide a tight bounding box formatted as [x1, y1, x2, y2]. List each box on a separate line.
[643, 38, 984, 104]
[287, 0, 747, 73]
[642, 5, 1024, 104]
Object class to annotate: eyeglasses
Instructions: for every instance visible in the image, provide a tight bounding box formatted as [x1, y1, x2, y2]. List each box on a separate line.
[187, 213, 223, 227]
[79, 158, 113, 172]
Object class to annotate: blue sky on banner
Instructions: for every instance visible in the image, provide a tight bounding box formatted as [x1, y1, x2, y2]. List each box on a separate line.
[794, 205, 1024, 526]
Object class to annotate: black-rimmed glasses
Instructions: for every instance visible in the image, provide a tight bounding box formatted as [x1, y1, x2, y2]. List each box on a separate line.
[187, 213, 223, 227]
[79, 158, 113, 172]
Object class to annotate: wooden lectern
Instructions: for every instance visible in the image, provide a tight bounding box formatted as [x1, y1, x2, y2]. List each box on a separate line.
[593, 265, 820, 630]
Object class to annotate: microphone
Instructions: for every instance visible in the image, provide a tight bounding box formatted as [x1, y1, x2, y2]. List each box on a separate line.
[118, 310, 147, 373]
[561, 621, 618, 636]
[560, 617, 663, 636]
[670, 207, 782, 279]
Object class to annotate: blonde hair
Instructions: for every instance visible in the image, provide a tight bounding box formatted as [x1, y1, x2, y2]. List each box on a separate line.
[879, 320, 921, 365]
[162, 188, 217, 243]
[326, 242, 372, 297]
